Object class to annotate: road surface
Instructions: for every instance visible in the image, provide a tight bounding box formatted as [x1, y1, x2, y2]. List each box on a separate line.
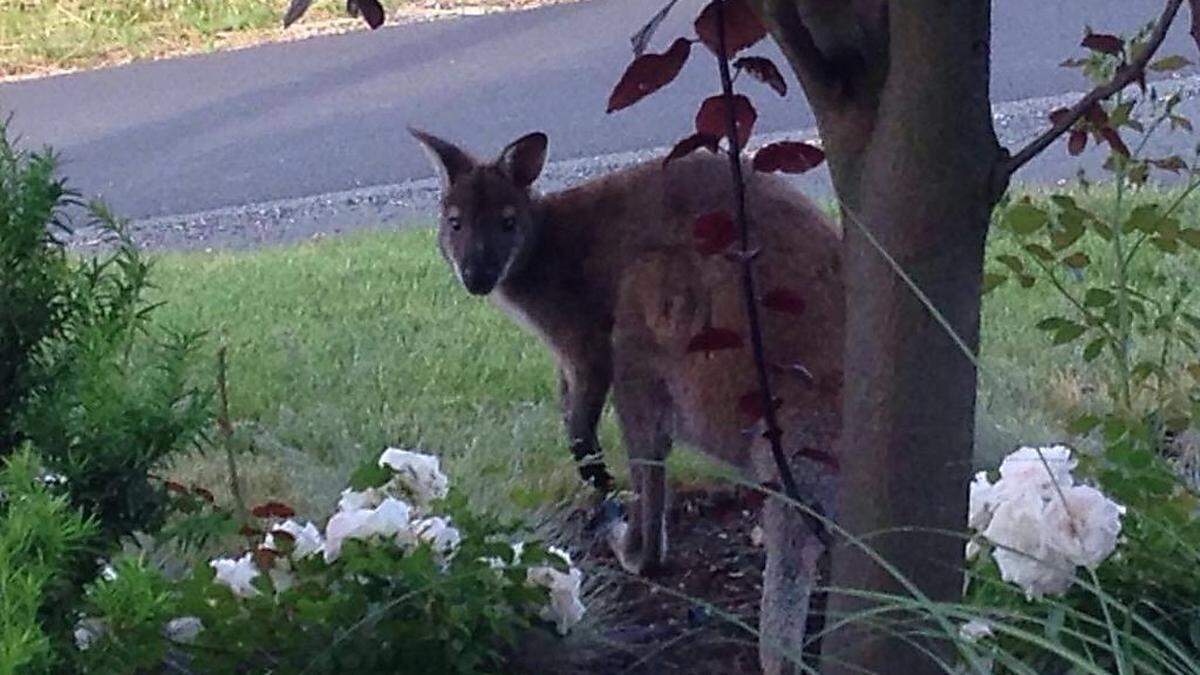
[0, 0, 1196, 248]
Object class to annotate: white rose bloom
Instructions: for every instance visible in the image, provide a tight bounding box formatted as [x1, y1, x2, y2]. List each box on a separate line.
[337, 487, 384, 513]
[210, 553, 261, 598]
[164, 617, 204, 644]
[997, 445, 1075, 500]
[958, 618, 994, 643]
[968, 471, 998, 531]
[323, 498, 412, 563]
[74, 618, 108, 651]
[510, 541, 526, 565]
[983, 490, 1074, 599]
[527, 565, 586, 635]
[265, 519, 324, 559]
[1042, 485, 1125, 568]
[412, 516, 462, 555]
[378, 448, 449, 507]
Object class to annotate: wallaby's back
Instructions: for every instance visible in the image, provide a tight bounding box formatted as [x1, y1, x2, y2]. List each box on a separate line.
[514, 154, 844, 470]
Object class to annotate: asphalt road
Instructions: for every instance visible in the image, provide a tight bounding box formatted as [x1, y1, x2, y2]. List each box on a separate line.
[0, 0, 1196, 228]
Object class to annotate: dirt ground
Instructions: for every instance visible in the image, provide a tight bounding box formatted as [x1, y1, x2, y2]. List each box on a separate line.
[520, 487, 824, 675]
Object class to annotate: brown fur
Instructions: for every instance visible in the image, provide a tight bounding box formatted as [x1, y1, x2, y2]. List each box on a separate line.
[411, 129, 844, 674]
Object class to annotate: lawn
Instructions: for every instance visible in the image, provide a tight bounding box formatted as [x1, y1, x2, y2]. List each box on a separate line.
[150, 186, 1200, 520]
[0, 0, 564, 78]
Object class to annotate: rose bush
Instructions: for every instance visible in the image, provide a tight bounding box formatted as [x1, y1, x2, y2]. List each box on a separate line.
[71, 447, 587, 674]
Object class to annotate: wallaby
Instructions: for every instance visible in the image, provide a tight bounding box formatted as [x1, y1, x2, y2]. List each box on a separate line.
[411, 128, 843, 675]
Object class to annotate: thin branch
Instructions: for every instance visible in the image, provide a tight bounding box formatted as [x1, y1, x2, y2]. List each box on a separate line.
[999, 0, 1185, 183]
[217, 345, 246, 516]
[714, 0, 830, 546]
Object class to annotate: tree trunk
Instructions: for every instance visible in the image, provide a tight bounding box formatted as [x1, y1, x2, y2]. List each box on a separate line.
[755, 1, 1002, 671]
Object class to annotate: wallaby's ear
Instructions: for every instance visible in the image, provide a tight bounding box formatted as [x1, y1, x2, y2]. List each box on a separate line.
[409, 127, 476, 188]
[497, 132, 548, 189]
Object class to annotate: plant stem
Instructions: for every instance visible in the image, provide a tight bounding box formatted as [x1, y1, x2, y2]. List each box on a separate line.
[712, 0, 827, 543]
[1111, 93, 1134, 413]
[217, 344, 246, 516]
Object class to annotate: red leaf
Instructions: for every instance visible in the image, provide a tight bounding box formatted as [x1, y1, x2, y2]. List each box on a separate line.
[1150, 156, 1187, 173]
[253, 547, 279, 570]
[1085, 103, 1109, 128]
[192, 486, 216, 503]
[1048, 107, 1072, 127]
[693, 210, 737, 255]
[752, 141, 825, 174]
[695, 94, 757, 147]
[737, 390, 781, 420]
[251, 501, 296, 519]
[694, 0, 766, 57]
[164, 480, 188, 495]
[761, 287, 806, 315]
[1081, 33, 1124, 56]
[1068, 130, 1087, 156]
[239, 524, 263, 537]
[663, 133, 720, 167]
[797, 447, 840, 472]
[607, 38, 692, 113]
[1100, 127, 1130, 157]
[351, 0, 385, 29]
[733, 56, 787, 96]
[686, 327, 743, 354]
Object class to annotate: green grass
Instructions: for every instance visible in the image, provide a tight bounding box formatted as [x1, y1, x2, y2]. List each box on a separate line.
[148, 186, 1200, 518]
[0, 0, 338, 76]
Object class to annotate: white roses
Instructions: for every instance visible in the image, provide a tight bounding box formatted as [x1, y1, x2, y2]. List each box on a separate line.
[969, 445, 1125, 599]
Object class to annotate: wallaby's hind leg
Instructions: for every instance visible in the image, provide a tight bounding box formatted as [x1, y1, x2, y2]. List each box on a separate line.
[608, 367, 672, 575]
[753, 417, 839, 675]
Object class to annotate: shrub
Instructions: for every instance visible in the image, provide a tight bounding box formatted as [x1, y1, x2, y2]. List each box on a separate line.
[73, 448, 585, 674]
[0, 447, 97, 674]
[0, 123, 212, 540]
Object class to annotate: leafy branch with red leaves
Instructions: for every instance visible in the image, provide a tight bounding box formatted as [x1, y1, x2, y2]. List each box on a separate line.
[997, 0, 1188, 194]
[607, 0, 831, 541]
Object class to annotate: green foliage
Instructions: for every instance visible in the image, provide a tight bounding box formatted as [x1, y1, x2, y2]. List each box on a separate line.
[969, 31, 1200, 674]
[0, 124, 213, 541]
[0, 447, 97, 675]
[75, 491, 562, 674]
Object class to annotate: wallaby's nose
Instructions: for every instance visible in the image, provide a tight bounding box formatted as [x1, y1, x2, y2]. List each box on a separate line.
[461, 266, 497, 295]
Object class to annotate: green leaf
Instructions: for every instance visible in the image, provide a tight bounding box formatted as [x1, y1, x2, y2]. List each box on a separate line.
[1125, 204, 1162, 233]
[1018, 274, 1037, 288]
[1083, 336, 1107, 361]
[1062, 252, 1090, 269]
[1023, 243, 1055, 262]
[1092, 219, 1114, 240]
[1051, 217, 1087, 250]
[996, 254, 1024, 273]
[1151, 236, 1180, 253]
[1068, 414, 1101, 435]
[348, 461, 392, 490]
[1053, 322, 1087, 344]
[1083, 288, 1114, 307]
[1003, 202, 1050, 235]
[1149, 54, 1193, 71]
[981, 272, 1007, 294]
[1036, 317, 1071, 331]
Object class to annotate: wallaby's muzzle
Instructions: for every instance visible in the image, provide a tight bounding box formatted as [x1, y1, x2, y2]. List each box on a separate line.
[460, 263, 500, 295]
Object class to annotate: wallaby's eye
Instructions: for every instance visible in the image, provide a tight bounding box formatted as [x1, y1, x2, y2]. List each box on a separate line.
[501, 215, 516, 232]
[447, 216, 462, 231]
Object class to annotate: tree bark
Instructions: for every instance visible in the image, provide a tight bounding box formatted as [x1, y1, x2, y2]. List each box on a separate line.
[753, 1, 1001, 671]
